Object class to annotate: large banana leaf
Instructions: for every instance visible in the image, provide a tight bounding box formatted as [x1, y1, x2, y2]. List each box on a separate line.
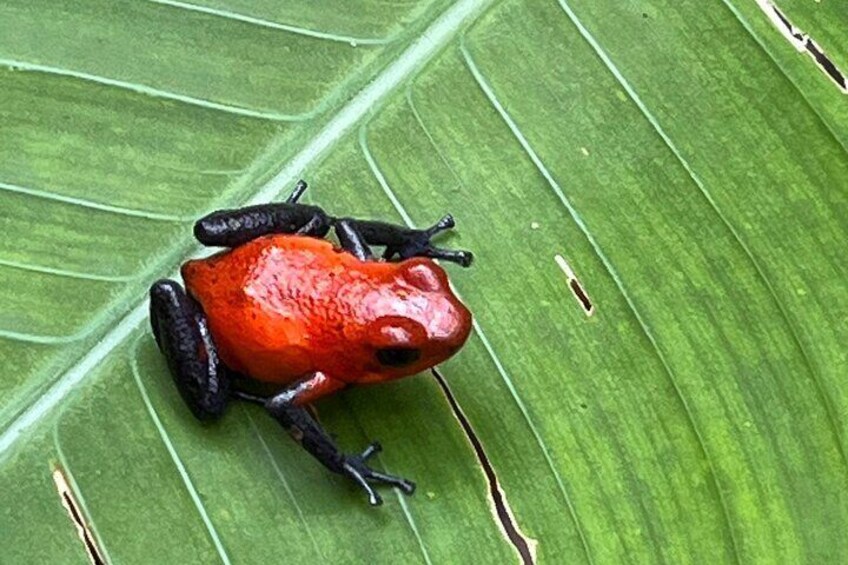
[1, 0, 846, 562]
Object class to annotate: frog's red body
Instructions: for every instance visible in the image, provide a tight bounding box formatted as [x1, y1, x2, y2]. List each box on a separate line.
[182, 234, 472, 400]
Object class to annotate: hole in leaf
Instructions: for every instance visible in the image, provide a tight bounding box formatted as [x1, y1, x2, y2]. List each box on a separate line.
[52, 467, 105, 565]
[431, 368, 537, 564]
[757, 0, 847, 93]
[805, 40, 846, 91]
[555, 255, 594, 316]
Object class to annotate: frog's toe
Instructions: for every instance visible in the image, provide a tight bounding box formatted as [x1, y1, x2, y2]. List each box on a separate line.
[340, 445, 416, 504]
[369, 470, 416, 495]
[396, 215, 473, 268]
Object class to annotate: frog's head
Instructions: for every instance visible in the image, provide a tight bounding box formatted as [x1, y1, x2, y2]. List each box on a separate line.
[358, 259, 472, 382]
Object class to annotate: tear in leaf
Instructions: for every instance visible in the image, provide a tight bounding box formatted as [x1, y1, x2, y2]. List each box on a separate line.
[555, 255, 594, 316]
[52, 467, 106, 565]
[431, 368, 538, 564]
[756, 0, 847, 93]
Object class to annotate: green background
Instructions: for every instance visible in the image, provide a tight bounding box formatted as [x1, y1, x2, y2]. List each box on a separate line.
[1, 0, 846, 562]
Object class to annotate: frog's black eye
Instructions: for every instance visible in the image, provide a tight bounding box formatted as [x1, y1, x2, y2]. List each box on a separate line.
[376, 347, 421, 367]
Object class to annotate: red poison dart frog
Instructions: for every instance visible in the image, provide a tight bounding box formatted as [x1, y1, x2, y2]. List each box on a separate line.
[149, 181, 473, 505]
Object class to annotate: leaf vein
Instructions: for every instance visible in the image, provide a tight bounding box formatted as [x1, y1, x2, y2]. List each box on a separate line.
[0, 0, 495, 471]
[0, 180, 190, 222]
[0, 59, 305, 122]
[718, 0, 848, 153]
[405, 83, 467, 192]
[554, 0, 848, 466]
[0, 259, 133, 282]
[460, 36, 740, 562]
[243, 409, 323, 561]
[360, 123, 591, 564]
[337, 394, 433, 565]
[53, 423, 114, 564]
[147, 0, 390, 46]
[130, 339, 232, 565]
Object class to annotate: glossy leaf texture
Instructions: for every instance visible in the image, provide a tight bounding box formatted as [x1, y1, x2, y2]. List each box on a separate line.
[1, 0, 846, 563]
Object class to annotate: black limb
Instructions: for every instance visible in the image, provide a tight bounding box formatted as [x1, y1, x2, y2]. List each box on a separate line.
[265, 378, 415, 506]
[193, 180, 331, 247]
[286, 179, 308, 204]
[334, 219, 373, 261]
[338, 214, 473, 267]
[232, 390, 267, 406]
[149, 279, 230, 421]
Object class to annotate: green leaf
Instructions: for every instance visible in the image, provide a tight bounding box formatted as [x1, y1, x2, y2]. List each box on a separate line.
[2, 0, 846, 563]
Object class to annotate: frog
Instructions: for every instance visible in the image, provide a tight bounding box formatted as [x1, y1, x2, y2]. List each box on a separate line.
[149, 180, 473, 505]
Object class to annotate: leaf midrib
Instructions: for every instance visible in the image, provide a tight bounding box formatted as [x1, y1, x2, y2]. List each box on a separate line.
[0, 0, 496, 468]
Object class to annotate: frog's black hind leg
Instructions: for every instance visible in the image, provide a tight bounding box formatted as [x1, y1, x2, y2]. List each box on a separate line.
[193, 180, 332, 248]
[149, 279, 230, 420]
[336, 215, 473, 267]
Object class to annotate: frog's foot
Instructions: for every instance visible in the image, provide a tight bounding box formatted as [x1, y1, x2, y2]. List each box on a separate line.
[263, 374, 416, 506]
[334, 214, 473, 267]
[341, 442, 416, 506]
[149, 279, 230, 420]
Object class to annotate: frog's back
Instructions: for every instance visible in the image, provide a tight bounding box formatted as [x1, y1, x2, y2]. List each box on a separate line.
[181, 235, 386, 383]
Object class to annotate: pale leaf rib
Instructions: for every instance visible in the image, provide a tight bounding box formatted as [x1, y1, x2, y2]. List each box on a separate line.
[359, 124, 594, 565]
[395, 493, 433, 565]
[243, 409, 323, 561]
[0, 259, 132, 283]
[405, 84, 467, 191]
[0, 180, 190, 222]
[459, 39, 741, 562]
[0, 272, 143, 345]
[0, 59, 304, 123]
[148, 0, 390, 46]
[237, 0, 497, 208]
[553, 0, 847, 465]
[0, 329, 80, 344]
[130, 339, 232, 565]
[0, 311, 111, 344]
[399, 90, 595, 559]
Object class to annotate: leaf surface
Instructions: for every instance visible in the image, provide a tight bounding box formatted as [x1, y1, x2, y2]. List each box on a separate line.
[1, 0, 846, 563]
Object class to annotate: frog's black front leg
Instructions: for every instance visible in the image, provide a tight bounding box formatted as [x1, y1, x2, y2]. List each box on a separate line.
[194, 180, 332, 247]
[337, 214, 473, 267]
[334, 219, 373, 261]
[255, 374, 415, 506]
